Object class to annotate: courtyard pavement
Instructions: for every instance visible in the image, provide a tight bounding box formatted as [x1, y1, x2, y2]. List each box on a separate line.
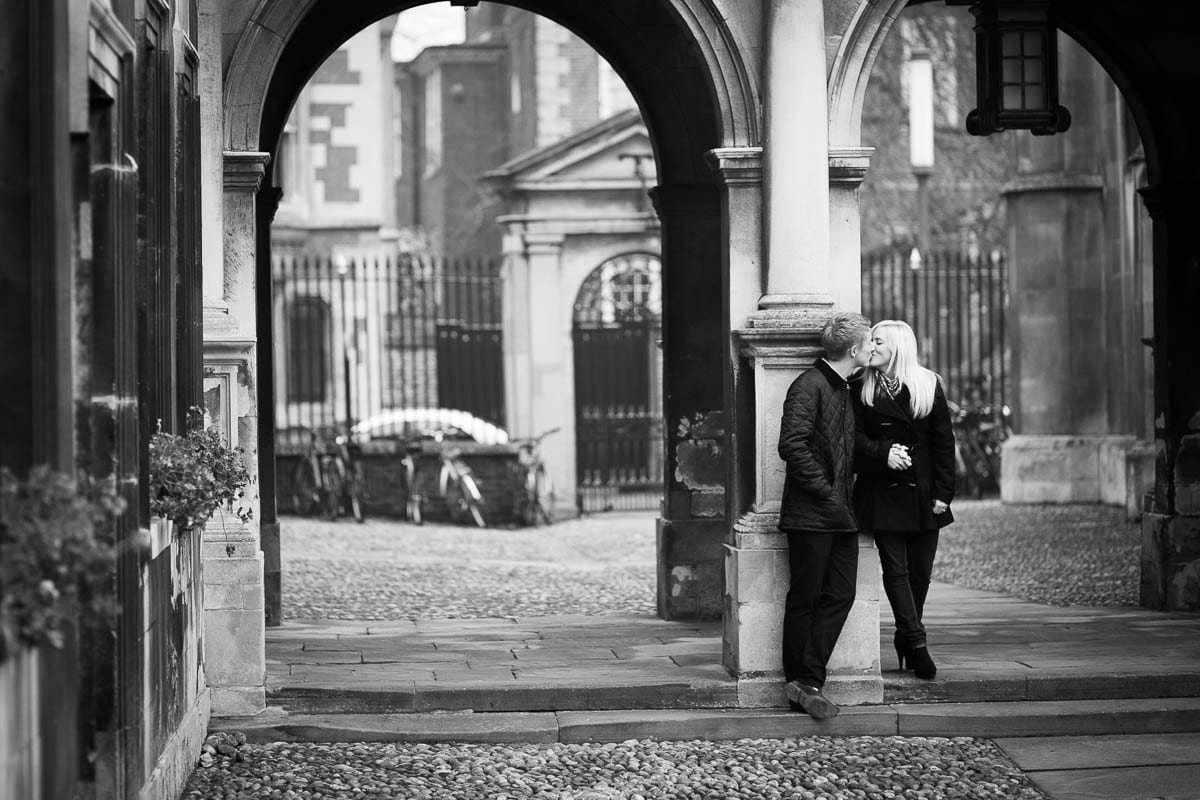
[209, 503, 1200, 799]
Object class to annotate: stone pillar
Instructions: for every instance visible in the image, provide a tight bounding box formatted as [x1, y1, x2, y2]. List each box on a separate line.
[201, 152, 270, 716]
[652, 185, 726, 621]
[501, 232, 575, 516]
[1140, 182, 1200, 611]
[720, 0, 882, 707]
[1000, 35, 1152, 504]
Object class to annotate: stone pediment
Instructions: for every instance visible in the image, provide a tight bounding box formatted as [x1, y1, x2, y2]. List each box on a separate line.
[485, 108, 657, 190]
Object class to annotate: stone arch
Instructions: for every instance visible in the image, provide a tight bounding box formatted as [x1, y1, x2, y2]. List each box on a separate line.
[827, 0, 906, 147]
[223, 0, 760, 155]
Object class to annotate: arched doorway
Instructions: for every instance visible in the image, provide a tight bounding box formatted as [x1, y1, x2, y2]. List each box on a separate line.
[573, 253, 664, 513]
[218, 0, 756, 646]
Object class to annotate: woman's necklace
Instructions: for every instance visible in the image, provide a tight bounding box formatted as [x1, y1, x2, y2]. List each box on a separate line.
[879, 372, 901, 399]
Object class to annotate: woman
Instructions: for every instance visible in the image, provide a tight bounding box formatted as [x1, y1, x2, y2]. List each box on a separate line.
[852, 320, 956, 680]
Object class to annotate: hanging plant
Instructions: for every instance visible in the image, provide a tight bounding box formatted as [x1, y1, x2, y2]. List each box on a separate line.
[0, 465, 125, 661]
[148, 407, 252, 534]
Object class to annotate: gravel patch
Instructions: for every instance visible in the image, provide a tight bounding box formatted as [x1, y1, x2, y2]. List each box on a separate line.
[282, 502, 1140, 620]
[935, 502, 1139, 607]
[183, 737, 1047, 800]
[285, 561, 656, 619]
[282, 514, 658, 621]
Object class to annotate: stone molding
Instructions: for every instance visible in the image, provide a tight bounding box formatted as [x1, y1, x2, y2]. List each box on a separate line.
[706, 147, 763, 186]
[1001, 171, 1104, 196]
[222, 151, 271, 192]
[522, 232, 566, 255]
[744, 294, 835, 330]
[828, 146, 874, 187]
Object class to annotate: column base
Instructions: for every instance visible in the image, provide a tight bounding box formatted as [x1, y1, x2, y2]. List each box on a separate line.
[723, 511, 882, 705]
[203, 520, 266, 716]
[1141, 511, 1200, 610]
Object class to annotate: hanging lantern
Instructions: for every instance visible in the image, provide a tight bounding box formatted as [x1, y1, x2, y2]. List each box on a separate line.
[963, 0, 1071, 136]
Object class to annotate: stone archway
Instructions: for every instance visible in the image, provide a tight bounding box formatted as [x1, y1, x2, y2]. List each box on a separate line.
[212, 0, 764, 713]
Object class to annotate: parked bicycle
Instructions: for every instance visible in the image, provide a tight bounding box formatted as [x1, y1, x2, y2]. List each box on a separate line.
[291, 427, 366, 522]
[510, 427, 559, 526]
[393, 438, 420, 525]
[432, 431, 487, 528]
[949, 399, 1012, 499]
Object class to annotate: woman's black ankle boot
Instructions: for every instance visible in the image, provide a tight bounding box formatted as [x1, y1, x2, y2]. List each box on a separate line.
[907, 645, 937, 680]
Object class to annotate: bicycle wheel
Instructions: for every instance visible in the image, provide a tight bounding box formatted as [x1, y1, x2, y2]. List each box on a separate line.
[458, 473, 487, 528]
[291, 459, 320, 516]
[320, 456, 345, 520]
[533, 464, 555, 525]
[345, 463, 366, 523]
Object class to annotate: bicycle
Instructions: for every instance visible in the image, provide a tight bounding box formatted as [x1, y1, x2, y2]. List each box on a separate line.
[949, 400, 1012, 499]
[400, 438, 424, 525]
[290, 427, 365, 522]
[510, 427, 559, 526]
[430, 431, 487, 527]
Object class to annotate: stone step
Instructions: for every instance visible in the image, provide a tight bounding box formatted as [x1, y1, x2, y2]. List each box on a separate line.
[216, 697, 1200, 745]
[268, 676, 740, 715]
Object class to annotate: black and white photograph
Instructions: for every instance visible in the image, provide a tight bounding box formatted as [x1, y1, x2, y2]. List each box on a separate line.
[1, 1, 1198, 798]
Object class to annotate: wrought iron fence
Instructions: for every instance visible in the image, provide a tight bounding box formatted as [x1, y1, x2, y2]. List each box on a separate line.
[272, 253, 504, 448]
[861, 247, 1010, 413]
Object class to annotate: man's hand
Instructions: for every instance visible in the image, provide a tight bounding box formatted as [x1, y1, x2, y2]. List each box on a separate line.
[932, 499, 949, 515]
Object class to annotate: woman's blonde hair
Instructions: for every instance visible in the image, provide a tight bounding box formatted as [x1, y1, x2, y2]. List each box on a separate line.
[861, 320, 939, 418]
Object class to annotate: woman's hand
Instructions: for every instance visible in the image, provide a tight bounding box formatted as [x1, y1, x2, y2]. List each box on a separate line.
[932, 499, 949, 515]
[887, 444, 911, 471]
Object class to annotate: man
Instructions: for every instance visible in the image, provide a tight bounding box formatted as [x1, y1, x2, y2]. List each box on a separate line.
[778, 311, 873, 720]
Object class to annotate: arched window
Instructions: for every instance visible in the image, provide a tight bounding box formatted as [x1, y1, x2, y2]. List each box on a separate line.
[286, 295, 330, 403]
[573, 252, 661, 326]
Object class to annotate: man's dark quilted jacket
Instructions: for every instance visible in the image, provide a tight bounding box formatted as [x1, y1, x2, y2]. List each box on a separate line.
[777, 358, 859, 532]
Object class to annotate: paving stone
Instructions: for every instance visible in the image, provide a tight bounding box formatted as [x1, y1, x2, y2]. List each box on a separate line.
[556, 707, 900, 742]
[995, 732, 1200, 770]
[896, 697, 1200, 738]
[1025, 764, 1200, 800]
[217, 712, 561, 744]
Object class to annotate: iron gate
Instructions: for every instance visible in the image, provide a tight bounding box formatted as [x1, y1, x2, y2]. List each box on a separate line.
[273, 253, 504, 441]
[861, 247, 1010, 412]
[573, 253, 664, 513]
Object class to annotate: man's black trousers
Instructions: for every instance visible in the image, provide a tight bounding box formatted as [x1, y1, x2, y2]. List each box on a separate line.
[781, 529, 859, 688]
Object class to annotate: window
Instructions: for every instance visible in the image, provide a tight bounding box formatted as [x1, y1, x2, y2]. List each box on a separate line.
[287, 296, 330, 403]
[424, 70, 442, 177]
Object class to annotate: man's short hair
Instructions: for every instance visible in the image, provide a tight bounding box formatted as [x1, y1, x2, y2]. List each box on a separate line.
[820, 311, 872, 358]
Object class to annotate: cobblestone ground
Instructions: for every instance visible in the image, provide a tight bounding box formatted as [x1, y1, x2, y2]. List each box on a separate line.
[935, 501, 1139, 607]
[282, 500, 1139, 621]
[183, 736, 1048, 800]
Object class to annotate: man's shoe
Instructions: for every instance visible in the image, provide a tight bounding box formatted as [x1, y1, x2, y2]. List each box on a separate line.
[785, 681, 839, 720]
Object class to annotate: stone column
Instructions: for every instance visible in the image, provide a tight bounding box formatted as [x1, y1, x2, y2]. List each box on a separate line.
[721, 0, 881, 707]
[1140, 182, 1200, 611]
[1000, 35, 1154, 506]
[501, 232, 574, 516]
[201, 151, 270, 716]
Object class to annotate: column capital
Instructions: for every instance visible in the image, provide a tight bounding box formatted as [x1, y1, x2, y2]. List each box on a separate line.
[223, 151, 271, 192]
[706, 147, 763, 186]
[828, 146, 874, 187]
[523, 232, 565, 255]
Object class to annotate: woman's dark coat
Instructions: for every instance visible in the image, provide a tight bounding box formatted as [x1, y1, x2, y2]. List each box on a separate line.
[778, 358, 858, 532]
[851, 376, 956, 532]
